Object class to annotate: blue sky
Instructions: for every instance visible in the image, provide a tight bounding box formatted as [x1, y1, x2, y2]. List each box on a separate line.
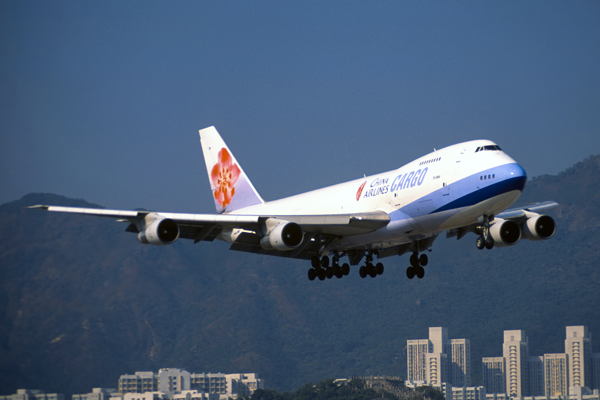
[2, 1, 599, 213]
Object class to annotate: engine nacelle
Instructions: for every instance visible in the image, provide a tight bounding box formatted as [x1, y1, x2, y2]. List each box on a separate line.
[137, 216, 180, 246]
[490, 218, 521, 247]
[260, 219, 304, 251]
[522, 214, 556, 241]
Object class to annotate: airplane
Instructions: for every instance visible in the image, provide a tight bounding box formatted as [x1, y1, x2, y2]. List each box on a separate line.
[30, 126, 558, 281]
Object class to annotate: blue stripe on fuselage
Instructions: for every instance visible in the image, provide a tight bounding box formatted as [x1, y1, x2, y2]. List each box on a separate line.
[390, 163, 527, 221]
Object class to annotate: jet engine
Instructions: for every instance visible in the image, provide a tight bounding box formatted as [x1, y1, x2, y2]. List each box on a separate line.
[522, 213, 556, 241]
[260, 219, 304, 251]
[137, 216, 180, 245]
[489, 218, 521, 247]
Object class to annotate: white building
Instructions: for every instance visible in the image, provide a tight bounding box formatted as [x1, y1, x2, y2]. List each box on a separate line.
[190, 373, 227, 394]
[408, 338, 432, 382]
[503, 330, 529, 398]
[544, 353, 568, 397]
[0, 390, 64, 400]
[72, 388, 118, 400]
[483, 357, 506, 395]
[451, 339, 472, 387]
[119, 372, 157, 395]
[565, 326, 592, 390]
[225, 374, 263, 398]
[116, 369, 262, 399]
[172, 391, 219, 400]
[123, 393, 163, 400]
[452, 386, 486, 400]
[158, 369, 191, 395]
[428, 352, 450, 386]
[407, 327, 471, 388]
[529, 356, 545, 397]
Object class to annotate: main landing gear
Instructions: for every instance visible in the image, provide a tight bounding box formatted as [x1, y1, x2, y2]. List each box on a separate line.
[358, 252, 384, 279]
[308, 254, 350, 281]
[406, 251, 427, 279]
[476, 215, 495, 250]
[308, 251, 384, 281]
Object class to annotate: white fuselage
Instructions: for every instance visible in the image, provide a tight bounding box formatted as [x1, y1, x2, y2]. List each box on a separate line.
[230, 140, 527, 253]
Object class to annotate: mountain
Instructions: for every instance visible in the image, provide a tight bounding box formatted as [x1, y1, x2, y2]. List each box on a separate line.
[1, 156, 599, 396]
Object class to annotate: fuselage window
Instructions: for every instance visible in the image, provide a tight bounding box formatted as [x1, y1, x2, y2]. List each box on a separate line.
[419, 157, 442, 166]
[480, 174, 496, 181]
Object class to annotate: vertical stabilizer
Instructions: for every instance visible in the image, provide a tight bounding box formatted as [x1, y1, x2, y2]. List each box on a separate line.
[199, 126, 264, 213]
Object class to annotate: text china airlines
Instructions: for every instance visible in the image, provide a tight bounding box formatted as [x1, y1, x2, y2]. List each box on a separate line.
[361, 167, 429, 199]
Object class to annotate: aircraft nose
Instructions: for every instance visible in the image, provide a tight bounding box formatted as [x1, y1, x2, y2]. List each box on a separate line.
[507, 163, 527, 191]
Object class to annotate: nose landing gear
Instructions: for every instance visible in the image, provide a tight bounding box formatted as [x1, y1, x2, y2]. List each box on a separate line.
[476, 215, 495, 250]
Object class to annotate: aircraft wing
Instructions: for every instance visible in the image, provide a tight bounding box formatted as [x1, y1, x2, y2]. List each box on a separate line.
[495, 201, 559, 221]
[446, 201, 559, 241]
[29, 205, 390, 259]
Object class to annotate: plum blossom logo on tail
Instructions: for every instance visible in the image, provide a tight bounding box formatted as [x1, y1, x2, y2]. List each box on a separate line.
[356, 181, 366, 201]
[211, 148, 241, 208]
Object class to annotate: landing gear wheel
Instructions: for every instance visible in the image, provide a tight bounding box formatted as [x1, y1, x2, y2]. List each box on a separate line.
[334, 264, 343, 279]
[416, 266, 425, 279]
[410, 254, 419, 267]
[308, 268, 317, 281]
[375, 262, 384, 275]
[359, 266, 368, 278]
[485, 238, 494, 250]
[419, 254, 428, 267]
[406, 266, 416, 279]
[367, 263, 377, 278]
[311, 256, 320, 268]
[326, 267, 334, 279]
[317, 268, 326, 281]
[321, 256, 330, 268]
[476, 236, 485, 250]
[342, 263, 350, 276]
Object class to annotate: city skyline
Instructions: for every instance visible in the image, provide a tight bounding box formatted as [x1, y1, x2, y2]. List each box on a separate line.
[408, 325, 600, 400]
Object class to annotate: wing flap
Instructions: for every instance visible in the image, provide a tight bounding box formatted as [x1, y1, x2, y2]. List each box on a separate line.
[268, 211, 390, 236]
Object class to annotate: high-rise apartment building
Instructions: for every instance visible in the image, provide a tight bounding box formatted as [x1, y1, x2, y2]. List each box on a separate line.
[427, 327, 450, 386]
[482, 326, 599, 397]
[406, 327, 471, 388]
[430, 327, 449, 354]
[527, 356, 544, 396]
[544, 353, 568, 397]
[451, 339, 472, 387]
[426, 352, 449, 385]
[482, 357, 505, 395]
[565, 326, 592, 389]
[407, 339, 431, 382]
[592, 353, 600, 391]
[502, 330, 529, 397]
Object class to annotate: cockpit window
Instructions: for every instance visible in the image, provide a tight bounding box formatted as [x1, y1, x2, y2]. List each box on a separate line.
[475, 145, 502, 152]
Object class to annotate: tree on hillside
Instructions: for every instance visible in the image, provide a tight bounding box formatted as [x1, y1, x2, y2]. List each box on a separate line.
[415, 386, 444, 400]
[250, 378, 403, 400]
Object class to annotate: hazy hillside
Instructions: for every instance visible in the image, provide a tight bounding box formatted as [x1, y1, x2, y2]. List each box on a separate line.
[1, 156, 599, 396]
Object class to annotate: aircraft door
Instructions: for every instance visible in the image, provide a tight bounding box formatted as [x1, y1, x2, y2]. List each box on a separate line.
[442, 146, 468, 200]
